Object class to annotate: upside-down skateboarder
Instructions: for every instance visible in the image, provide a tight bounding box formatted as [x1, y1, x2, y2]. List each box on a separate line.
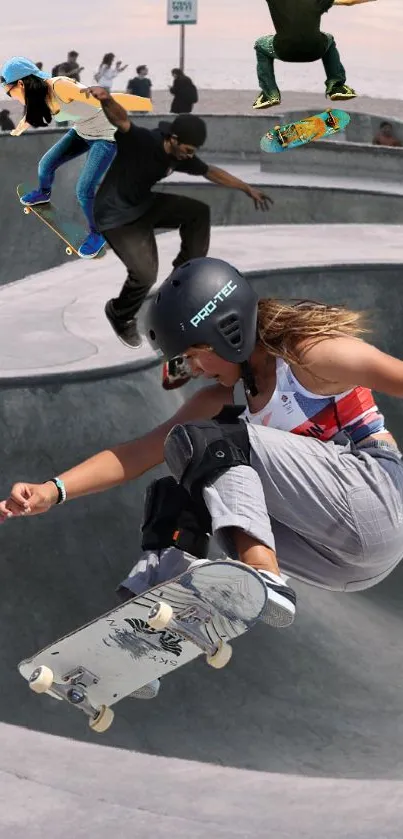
[2, 257, 403, 701]
[253, 0, 377, 110]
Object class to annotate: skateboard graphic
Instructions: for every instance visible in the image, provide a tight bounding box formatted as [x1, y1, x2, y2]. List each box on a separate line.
[17, 183, 105, 258]
[19, 560, 267, 733]
[260, 109, 350, 154]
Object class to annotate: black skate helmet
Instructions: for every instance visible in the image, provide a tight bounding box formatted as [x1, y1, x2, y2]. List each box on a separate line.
[146, 257, 258, 364]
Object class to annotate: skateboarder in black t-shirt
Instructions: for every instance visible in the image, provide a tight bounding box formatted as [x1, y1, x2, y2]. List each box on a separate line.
[85, 86, 273, 349]
[253, 0, 377, 110]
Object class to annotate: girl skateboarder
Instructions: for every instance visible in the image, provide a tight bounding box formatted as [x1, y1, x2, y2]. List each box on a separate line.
[253, 0, 377, 109]
[2, 257, 403, 701]
[0, 56, 151, 258]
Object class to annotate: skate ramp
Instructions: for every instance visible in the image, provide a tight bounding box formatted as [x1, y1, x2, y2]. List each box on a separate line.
[3, 124, 403, 284]
[1, 225, 403, 837]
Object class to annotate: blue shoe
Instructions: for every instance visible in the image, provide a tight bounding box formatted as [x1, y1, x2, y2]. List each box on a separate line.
[20, 188, 51, 206]
[78, 231, 106, 259]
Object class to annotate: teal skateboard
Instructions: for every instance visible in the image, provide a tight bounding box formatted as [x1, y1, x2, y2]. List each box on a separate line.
[261, 108, 350, 153]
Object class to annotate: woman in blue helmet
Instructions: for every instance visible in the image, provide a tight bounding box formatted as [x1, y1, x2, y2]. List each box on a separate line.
[1, 56, 151, 258]
[1, 257, 403, 700]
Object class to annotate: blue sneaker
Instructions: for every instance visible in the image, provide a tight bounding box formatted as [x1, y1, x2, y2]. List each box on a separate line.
[20, 188, 51, 206]
[78, 232, 106, 259]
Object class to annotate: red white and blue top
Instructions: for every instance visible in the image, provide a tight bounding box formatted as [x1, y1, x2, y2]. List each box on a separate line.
[242, 358, 386, 443]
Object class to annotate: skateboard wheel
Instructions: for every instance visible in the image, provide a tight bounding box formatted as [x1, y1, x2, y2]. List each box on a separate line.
[29, 665, 54, 694]
[274, 125, 281, 131]
[147, 601, 173, 631]
[23, 207, 31, 215]
[65, 247, 73, 256]
[206, 641, 232, 669]
[89, 705, 114, 733]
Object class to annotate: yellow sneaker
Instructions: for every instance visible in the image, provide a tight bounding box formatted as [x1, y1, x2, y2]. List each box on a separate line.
[252, 90, 281, 110]
[327, 83, 357, 101]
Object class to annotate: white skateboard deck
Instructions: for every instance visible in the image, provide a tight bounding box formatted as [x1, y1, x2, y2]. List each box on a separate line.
[19, 560, 267, 731]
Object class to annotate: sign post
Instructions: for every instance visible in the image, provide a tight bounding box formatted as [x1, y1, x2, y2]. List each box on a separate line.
[167, 0, 198, 73]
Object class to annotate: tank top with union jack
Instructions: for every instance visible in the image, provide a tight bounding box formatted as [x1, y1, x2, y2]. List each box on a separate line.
[242, 357, 386, 443]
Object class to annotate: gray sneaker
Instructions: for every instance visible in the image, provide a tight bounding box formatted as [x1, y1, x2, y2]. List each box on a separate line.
[104, 299, 142, 349]
[129, 678, 161, 699]
[258, 570, 296, 628]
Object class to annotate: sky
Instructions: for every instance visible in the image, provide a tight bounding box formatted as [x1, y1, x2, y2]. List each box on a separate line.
[1, 0, 402, 98]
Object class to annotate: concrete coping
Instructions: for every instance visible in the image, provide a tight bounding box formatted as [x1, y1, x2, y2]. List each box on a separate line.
[1, 224, 403, 386]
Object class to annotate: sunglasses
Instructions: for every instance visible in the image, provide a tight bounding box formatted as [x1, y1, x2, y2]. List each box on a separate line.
[2, 81, 18, 97]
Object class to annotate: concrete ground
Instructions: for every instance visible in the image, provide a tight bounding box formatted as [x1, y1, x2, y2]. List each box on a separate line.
[1, 224, 403, 838]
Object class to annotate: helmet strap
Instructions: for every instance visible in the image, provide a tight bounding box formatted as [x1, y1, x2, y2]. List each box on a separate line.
[240, 361, 258, 397]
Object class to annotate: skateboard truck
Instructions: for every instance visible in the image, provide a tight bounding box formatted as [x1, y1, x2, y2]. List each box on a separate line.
[147, 601, 233, 668]
[274, 123, 308, 146]
[325, 109, 337, 128]
[274, 124, 287, 146]
[28, 665, 114, 733]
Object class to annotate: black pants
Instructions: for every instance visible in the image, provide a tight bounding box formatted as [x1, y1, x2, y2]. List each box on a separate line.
[104, 192, 211, 321]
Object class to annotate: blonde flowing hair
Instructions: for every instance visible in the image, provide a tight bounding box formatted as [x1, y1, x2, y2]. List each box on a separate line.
[257, 299, 369, 367]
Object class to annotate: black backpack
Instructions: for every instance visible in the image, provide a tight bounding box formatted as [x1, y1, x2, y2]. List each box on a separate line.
[188, 82, 198, 104]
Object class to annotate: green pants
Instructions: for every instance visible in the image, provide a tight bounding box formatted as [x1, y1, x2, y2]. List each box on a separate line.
[254, 33, 347, 95]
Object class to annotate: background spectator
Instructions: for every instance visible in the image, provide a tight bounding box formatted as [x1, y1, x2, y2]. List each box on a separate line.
[372, 121, 402, 148]
[169, 68, 198, 114]
[0, 109, 15, 131]
[94, 53, 127, 92]
[52, 51, 83, 82]
[126, 65, 152, 99]
[35, 62, 43, 71]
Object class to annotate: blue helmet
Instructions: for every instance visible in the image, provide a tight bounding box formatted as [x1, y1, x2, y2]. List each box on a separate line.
[1, 56, 50, 84]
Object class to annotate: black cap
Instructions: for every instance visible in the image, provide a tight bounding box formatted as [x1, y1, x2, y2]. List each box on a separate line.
[158, 115, 207, 147]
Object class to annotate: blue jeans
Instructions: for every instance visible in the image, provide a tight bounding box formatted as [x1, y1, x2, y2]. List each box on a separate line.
[38, 129, 116, 233]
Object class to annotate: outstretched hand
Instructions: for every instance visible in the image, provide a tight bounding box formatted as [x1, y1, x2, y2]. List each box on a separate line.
[246, 187, 274, 211]
[0, 482, 58, 522]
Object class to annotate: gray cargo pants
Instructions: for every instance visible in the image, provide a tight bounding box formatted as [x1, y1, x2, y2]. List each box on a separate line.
[121, 426, 403, 595]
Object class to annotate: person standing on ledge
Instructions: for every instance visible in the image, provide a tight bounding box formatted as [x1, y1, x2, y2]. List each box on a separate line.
[93, 53, 128, 93]
[127, 65, 152, 101]
[169, 68, 198, 114]
[253, 0, 377, 110]
[84, 86, 273, 350]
